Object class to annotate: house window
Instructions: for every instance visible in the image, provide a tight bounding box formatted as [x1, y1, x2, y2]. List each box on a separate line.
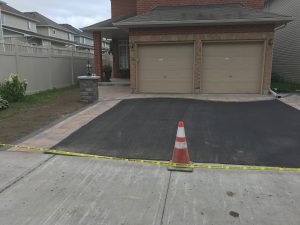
[68, 33, 71, 40]
[52, 29, 56, 35]
[118, 40, 129, 70]
[27, 21, 32, 29]
[0, 13, 5, 25]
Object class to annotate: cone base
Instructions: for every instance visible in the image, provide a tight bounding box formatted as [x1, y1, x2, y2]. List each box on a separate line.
[167, 166, 193, 172]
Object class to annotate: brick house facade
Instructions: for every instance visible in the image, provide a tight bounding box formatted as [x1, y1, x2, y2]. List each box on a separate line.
[83, 0, 291, 94]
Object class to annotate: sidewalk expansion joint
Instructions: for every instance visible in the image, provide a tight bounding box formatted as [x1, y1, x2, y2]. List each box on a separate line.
[0, 155, 56, 195]
[159, 171, 172, 225]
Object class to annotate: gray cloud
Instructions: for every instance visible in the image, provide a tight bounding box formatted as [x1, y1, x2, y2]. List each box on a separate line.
[5, 0, 111, 28]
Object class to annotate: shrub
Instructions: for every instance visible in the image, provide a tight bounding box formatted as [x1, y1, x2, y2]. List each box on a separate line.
[0, 95, 9, 110]
[0, 73, 27, 102]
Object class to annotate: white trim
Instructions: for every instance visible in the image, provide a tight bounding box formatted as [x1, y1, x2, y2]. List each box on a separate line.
[176, 127, 186, 138]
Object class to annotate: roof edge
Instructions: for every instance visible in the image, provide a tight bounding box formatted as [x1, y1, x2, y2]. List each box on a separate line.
[114, 17, 293, 28]
[0, 9, 40, 23]
[3, 26, 93, 47]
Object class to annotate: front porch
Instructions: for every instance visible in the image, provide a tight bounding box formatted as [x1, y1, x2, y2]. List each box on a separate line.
[83, 15, 131, 80]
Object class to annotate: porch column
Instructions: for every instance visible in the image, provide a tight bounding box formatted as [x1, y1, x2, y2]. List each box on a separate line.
[93, 32, 103, 79]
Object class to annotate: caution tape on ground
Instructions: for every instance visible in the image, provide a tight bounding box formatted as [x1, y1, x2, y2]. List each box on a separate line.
[1, 143, 300, 172]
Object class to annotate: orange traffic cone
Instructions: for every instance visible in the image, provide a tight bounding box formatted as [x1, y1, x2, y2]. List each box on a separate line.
[168, 121, 193, 172]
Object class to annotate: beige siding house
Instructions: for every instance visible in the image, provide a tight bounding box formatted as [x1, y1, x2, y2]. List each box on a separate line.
[0, 2, 77, 47]
[60, 24, 94, 51]
[24, 12, 76, 47]
[265, 0, 299, 83]
[2, 13, 37, 33]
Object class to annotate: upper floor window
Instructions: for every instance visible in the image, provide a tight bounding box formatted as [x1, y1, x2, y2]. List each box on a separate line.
[68, 33, 72, 40]
[0, 13, 5, 25]
[52, 29, 56, 35]
[27, 21, 32, 30]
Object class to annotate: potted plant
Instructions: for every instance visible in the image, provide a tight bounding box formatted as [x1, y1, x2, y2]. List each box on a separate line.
[103, 65, 112, 82]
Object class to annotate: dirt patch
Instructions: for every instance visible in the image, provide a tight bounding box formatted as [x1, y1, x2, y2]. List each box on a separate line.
[0, 87, 89, 144]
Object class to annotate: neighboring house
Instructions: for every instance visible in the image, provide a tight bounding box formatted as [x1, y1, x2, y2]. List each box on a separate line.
[24, 12, 76, 47]
[265, 0, 299, 84]
[83, 0, 292, 95]
[0, 1, 84, 48]
[0, 1, 40, 45]
[60, 23, 94, 50]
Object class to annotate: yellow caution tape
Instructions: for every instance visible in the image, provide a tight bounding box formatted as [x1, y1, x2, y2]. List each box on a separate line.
[1, 143, 300, 172]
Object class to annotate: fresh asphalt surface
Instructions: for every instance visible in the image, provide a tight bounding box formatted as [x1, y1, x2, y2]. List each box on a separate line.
[55, 98, 300, 167]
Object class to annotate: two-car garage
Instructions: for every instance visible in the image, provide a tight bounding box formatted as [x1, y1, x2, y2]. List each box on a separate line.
[137, 42, 265, 94]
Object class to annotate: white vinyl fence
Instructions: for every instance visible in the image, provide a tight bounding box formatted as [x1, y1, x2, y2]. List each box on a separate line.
[0, 43, 96, 93]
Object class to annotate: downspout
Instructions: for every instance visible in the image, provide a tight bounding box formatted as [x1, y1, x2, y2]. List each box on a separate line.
[269, 88, 281, 99]
[268, 23, 287, 99]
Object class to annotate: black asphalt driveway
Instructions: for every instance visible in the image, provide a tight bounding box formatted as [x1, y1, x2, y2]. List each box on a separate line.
[55, 98, 300, 167]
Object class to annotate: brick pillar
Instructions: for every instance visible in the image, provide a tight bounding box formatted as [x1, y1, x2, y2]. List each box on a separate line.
[112, 39, 119, 78]
[93, 32, 103, 80]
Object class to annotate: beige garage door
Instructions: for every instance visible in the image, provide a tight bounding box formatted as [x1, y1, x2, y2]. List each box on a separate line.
[201, 42, 264, 94]
[138, 44, 194, 93]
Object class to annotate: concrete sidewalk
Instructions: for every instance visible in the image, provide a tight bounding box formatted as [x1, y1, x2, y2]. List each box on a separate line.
[0, 151, 299, 225]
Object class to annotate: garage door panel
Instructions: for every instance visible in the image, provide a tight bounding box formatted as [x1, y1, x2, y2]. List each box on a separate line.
[204, 43, 263, 56]
[203, 56, 263, 69]
[201, 42, 264, 94]
[140, 80, 192, 93]
[203, 82, 260, 93]
[202, 69, 262, 79]
[138, 44, 194, 93]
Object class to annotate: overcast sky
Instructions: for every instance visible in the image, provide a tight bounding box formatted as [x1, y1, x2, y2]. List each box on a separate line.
[5, 0, 111, 29]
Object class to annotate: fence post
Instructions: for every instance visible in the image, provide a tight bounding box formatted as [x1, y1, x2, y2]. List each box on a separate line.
[71, 46, 75, 85]
[14, 44, 20, 74]
[48, 46, 53, 89]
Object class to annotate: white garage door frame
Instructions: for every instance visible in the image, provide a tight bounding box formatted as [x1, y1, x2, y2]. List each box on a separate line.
[136, 42, 196, 94]
[200, 40, 266, 94]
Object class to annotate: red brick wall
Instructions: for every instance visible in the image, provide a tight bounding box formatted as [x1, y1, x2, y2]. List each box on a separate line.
[136, 0, 265, 14]
[93, 32, 103, 77]
[129, 24, 274, 36]
[111, 0, 137, 17]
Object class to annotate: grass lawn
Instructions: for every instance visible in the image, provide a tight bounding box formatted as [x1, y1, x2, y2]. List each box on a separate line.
[0, 85, 78, 119]
[0, 85, 89, 144]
